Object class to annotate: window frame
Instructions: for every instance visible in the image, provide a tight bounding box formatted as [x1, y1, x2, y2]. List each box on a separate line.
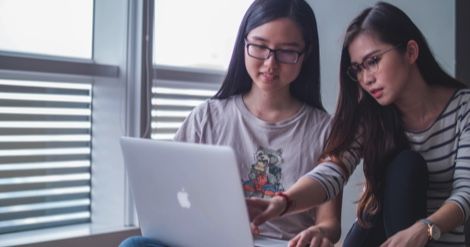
[0, 0, 143, 245]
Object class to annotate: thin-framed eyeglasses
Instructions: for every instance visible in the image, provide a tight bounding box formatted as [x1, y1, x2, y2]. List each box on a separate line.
[346, 45, 400, 82]
[245, 41, 304, 64]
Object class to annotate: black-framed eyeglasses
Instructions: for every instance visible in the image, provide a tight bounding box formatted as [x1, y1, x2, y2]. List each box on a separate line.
[346, 45, 400, 82]
[245, 42, 304, 64]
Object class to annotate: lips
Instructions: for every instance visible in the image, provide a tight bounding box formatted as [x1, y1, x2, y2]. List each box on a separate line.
[260, 72, 277, 82]
[370, 88, 383, 99]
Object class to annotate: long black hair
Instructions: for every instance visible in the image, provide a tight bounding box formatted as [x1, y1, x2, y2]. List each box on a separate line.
[213, 0, 324, 111]
[322, 1, 466, 227]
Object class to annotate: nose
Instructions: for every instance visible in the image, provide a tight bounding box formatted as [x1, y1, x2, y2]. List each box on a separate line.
[263, 51, 278, 67]
[360, 69, 375, 86]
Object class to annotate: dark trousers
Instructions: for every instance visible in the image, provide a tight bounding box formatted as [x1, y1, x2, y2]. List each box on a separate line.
[343, 150, 428, 247]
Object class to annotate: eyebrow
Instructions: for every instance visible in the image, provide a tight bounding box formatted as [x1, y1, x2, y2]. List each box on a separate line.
[352, 49, 382, 64]
[247, 36, 303, 48]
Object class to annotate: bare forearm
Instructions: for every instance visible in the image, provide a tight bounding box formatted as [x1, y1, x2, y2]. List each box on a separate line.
[314, 192, 342, 243]
[428, 202, 464, 233]
[284, 176, 328, 214]
[313, 219, 341, 243]
[381, 202, 465, 246]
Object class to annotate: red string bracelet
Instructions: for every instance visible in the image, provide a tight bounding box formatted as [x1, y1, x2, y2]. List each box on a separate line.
[275, 192, 292, 216]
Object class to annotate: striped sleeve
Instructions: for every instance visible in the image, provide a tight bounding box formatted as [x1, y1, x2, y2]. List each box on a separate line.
[447, 104, 470, 221]
[305, 139, 362, 200]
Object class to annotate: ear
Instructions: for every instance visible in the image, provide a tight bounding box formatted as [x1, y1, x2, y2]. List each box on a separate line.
[405, 40, 419, 64]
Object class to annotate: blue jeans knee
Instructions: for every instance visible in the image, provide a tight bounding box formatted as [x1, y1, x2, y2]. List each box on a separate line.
[119, 236, 167, 247]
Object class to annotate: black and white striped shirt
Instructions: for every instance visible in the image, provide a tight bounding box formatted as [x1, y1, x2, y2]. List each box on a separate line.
[307, 88, 470, 246]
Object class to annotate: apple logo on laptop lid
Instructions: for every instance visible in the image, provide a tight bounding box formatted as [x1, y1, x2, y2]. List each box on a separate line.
[177, 188, 191, 209]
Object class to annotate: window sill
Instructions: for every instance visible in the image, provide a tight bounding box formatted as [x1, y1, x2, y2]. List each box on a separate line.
[0, 224, 140, 247]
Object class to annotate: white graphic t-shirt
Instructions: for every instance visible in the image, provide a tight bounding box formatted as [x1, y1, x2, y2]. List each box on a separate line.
[174, 95, 331, 240]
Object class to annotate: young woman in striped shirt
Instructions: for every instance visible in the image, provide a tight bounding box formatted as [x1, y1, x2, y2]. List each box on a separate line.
[248, 2, 469, 247]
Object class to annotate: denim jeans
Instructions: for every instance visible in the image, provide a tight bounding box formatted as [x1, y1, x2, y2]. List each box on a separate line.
[119, 236, 168, 247]
[343, 150, 428, 247]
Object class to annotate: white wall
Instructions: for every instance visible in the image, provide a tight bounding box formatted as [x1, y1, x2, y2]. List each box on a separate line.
[307, 0, 455, 240]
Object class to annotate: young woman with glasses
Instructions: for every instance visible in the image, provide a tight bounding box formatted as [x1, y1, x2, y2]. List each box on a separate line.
[249, 2, 469, 247]
[119, 0, 341, 246]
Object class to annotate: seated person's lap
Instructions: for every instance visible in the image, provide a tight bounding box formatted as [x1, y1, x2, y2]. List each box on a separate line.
[119, 236, 167, 247]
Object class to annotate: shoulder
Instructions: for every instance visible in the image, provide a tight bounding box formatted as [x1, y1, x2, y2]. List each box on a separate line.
[299, 106, 332, 142]
[192, 96, 237, 120]
[453, 88, 470, 104]
[452, 88, 470, 102]
[303, 105, 332, 127]
[442, 88, 470, 133]
[448, 88, 470, 117]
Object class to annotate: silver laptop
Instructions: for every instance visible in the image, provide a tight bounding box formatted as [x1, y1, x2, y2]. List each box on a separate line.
[120, 137, 289, 247]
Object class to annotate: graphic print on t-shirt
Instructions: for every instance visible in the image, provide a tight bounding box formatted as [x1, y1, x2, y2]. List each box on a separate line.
[243, 147, 284, 198]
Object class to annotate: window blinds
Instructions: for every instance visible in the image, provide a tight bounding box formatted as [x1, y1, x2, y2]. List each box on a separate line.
[0, 79, 92, 233]
[151, 67, 223, 140]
